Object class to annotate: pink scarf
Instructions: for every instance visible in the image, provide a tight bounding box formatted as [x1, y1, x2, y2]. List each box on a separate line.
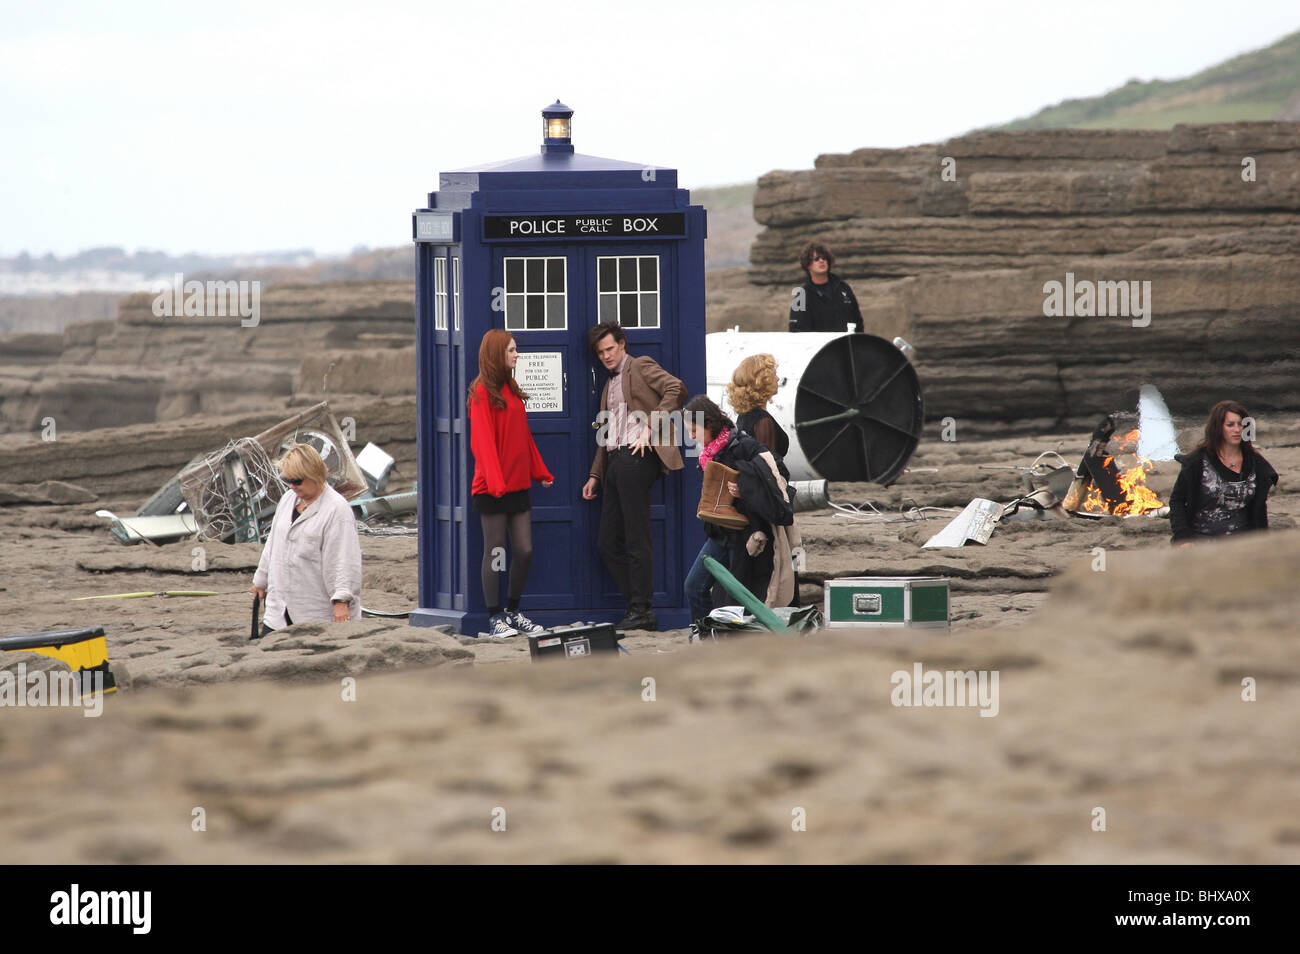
[699, 427, 731, 471]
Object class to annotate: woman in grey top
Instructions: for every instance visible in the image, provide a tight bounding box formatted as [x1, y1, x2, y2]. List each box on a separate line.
[1168, 400, 1278, 546]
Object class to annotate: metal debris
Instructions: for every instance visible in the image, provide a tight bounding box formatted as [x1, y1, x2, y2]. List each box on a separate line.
[94, 510, 199, 546]
[356, 443, 396, 494]
[175, 402, 368, 543]
[922, 498, 1004, 548]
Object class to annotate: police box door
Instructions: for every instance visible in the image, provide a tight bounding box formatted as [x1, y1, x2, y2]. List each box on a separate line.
[489, 243, 684, 617]
[584, 243, 683, 613]
[490, 247, 590, 613]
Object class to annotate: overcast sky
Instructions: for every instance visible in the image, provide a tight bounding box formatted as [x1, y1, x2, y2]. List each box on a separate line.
[2, 0, 1297, 257]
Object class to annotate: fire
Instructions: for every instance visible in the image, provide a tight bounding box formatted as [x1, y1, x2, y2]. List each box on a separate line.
[1080, 429, 1166, 516]
[1112, 459, 1164, 515]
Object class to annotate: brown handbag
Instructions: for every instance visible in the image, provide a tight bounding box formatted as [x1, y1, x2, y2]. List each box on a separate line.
[698, 460, 749, 530]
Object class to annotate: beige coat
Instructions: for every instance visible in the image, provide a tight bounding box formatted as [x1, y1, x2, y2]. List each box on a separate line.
[253, 484, 362, 629]
[752, 450, 803, 607]
[766, 521, 803, 608]
[590, 354, 688, 479]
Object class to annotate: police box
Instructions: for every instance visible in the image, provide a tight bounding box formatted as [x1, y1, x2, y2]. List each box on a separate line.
[410, 101, 707, 636]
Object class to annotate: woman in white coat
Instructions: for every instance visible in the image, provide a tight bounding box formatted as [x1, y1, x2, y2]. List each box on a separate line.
[250, 443, 362, 636]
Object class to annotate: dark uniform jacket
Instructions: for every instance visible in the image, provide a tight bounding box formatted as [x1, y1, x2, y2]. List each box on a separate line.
[788, 273, 864, 333]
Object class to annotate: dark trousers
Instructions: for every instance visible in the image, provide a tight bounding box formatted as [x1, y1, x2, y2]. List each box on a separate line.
[259, 608, 292, 639]
[598, 449, 661, 611]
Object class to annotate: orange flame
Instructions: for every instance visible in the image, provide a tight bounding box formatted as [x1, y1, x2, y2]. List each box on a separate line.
[1080, 429, 1165, 516]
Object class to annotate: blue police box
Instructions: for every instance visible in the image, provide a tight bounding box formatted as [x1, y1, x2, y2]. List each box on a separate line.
[410, 101, 707, 634]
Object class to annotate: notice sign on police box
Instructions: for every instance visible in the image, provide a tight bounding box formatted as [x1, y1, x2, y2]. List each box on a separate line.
[515, 352, 563, 412]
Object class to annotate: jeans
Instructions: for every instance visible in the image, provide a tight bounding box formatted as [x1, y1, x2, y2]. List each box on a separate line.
[684, 535, 730, 624]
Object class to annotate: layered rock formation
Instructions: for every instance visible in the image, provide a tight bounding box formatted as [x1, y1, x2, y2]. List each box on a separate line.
[734, 123, 1300, 433]
[0, 281, 420, 503]
[0, 399, 418, 506]
[5, 123, 1297, 449]
[0, 281, 414, 435]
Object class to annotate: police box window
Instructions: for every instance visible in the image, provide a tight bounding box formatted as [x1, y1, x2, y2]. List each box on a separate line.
[452, 256, 460, 331]
[597, 255, 659, 328]
[504, 256, 566, 330]
[434, 257, 448, 330]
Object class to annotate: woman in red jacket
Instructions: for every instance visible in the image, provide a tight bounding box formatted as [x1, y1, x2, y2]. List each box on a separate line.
[468, 329, 554, 637]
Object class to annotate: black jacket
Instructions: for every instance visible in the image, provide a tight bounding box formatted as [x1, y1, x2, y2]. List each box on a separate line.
[701, 429, 795, 600]
[706, 430, 793, 534]
[788, 273, 863, 333]
[1167, 448, 1278, 543]
[735, 407, 790, 462]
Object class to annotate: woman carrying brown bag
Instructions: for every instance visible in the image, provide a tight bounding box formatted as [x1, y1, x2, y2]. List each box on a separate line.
[681, 396, 793, 638]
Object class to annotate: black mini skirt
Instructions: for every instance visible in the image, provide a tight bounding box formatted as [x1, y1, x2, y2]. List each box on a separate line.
[473, 489, 531, 514]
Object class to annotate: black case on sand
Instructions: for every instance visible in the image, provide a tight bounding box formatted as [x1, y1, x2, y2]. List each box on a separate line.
[528, 623, 621, 660]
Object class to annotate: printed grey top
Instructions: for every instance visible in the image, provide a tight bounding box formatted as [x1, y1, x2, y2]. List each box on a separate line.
[1191, 456, 1255, 536]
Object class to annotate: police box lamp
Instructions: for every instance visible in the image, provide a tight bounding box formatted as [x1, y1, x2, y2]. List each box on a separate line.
[542, 100, 574, 154]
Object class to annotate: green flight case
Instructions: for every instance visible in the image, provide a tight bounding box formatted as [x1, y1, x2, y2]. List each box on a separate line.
[823, 576, 950, 630]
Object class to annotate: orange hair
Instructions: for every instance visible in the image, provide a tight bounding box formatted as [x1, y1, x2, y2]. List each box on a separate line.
[468, 329, 529, 410]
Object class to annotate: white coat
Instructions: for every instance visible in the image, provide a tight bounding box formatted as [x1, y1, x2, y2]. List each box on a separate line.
[253, 484, 362, 629]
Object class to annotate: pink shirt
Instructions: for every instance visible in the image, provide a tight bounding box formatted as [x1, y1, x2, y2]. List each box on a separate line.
[605, 356, 644, 448]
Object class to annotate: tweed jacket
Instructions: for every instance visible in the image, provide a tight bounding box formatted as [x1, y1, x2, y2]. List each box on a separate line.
[590, 354, 688, 479]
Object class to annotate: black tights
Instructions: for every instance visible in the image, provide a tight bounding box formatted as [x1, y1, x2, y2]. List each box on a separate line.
[480, 511, 533, 613]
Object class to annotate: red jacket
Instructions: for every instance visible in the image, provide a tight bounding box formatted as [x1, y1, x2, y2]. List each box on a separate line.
[469, 382, 553, 497]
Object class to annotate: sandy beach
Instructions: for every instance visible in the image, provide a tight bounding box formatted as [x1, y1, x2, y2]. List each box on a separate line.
[1, 417, 1296, 863]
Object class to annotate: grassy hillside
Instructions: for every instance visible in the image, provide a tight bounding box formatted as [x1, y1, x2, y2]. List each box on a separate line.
[998, 29, 1300, 130]
[698, 29, 1300, 267]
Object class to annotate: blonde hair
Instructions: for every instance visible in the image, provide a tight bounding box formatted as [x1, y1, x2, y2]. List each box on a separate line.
[726, 353, 779, 415]
[278, 443, 329, 485]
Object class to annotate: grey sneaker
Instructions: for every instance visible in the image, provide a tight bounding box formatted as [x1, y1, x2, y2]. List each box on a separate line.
[506, 609, 546, 635]
[487, 613, 518, 638]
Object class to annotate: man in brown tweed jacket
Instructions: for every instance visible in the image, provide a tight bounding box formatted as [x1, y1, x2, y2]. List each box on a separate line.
[581, 322, 687, 631]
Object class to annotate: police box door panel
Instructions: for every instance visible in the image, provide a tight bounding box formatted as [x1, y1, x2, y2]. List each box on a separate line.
[490, 247, 589, 611]
[585, 243, 683, 611]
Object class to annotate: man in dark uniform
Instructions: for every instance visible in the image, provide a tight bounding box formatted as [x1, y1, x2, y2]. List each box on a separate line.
[581, 322, 687, 631]
[787, 242, 864, 333]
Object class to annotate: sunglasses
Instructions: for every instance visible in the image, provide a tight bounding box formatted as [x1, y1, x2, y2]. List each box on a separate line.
[285, 477, 305, 486]
[810, 254, 827, 262]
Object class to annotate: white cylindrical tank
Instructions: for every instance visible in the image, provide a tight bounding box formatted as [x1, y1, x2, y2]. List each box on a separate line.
[705, 330, 923, 484]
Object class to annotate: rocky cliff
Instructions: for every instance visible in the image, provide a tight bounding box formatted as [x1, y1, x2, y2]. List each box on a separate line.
[0, 281, 418, 501]
[728, 123, 1300, 433]
[0, 281, 414, 435]
[5, 123, 1298, 452]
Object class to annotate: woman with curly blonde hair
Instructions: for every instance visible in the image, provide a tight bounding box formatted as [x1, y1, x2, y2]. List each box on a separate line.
[717, 352, 802, 616]
[726, 353, 788, 461]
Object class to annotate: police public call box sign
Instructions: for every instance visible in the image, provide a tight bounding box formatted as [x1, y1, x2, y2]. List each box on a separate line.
[483, 212, 686, 240]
